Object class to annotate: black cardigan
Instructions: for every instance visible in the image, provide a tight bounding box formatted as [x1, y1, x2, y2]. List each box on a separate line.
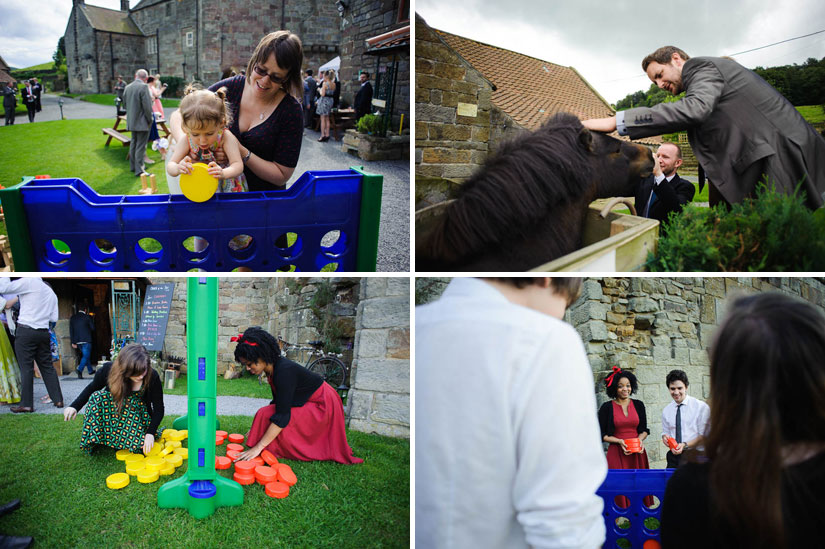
[597, 398, 650, 439]
[266, 356, 324, 428]
[69, 362, 164, 436]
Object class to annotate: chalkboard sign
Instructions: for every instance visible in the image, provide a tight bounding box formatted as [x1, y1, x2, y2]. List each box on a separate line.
[137, 283, 176, 351]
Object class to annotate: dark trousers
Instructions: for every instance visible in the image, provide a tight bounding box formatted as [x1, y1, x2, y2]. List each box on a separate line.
[129, 130, 150, 175]
[304, 104, 315, 127]
[15, 325, 63, 409]
[4, 105, 14, 125]
[25, 103, 35, 123]
[666, 450, 682, 469]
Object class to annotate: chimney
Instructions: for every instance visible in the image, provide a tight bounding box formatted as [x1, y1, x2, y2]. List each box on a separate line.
[121, 0, 129, 11]
[73, 0, 85, 5]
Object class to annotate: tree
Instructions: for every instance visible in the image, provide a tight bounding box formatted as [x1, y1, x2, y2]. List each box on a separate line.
[53, 37, 67, 77]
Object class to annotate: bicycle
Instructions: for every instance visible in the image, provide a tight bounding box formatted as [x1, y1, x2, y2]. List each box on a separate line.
[277, 337, 350, 389]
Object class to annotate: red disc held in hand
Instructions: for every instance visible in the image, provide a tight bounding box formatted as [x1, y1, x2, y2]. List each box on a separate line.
[261, 449, 279, 466]
[265, 481, 289, 499]
[276, 463, 297, 486]
[228, 433, 245, 444]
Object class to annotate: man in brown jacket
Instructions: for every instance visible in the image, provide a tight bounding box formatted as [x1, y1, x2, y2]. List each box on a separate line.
[583, 46, 825, 209]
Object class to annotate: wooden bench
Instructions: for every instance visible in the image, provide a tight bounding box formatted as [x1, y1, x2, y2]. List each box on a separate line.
[102, 127, 131, 146]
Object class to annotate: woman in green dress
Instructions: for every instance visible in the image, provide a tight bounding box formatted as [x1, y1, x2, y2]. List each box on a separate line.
[0, 296, 21, 404]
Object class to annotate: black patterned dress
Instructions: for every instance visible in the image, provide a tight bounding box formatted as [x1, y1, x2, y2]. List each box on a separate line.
[79, 388, 154, 454]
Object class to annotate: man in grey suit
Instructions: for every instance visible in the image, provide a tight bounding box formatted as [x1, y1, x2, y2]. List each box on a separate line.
[123, 69, 154, 176]
[583, 46, 825, 209]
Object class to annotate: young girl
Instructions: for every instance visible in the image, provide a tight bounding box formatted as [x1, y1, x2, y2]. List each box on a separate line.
[167, 86, 248, 193]
[64, 344, 164, 455]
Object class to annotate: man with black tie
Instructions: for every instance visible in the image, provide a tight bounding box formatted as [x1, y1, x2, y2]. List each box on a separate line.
[20, 79, 37, 123]
[661, 370, 710, 469]
[31, 77, 42, 112]
[354, 71, 373, 122]
[635, 142, 695, 225]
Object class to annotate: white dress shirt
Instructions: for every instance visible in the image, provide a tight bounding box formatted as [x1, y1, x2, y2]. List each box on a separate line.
[416, 278, 607, 549]
[0, 278, 58, 329]
[661, 394, 710, 447]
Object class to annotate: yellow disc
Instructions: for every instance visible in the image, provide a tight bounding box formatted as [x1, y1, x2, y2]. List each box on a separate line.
[106, 472, 130, 490]
[177, 430, 188, 440]
[164, 453, 183, 468]
[146, 443, 164, 457]
[145, 456, 166, 471]
[159, 462, 176, 476]
[168, 431, 186, 442]
[179, 162, 218, 203]
[124, 454, 145, 465]
[126, 461, 146, 476]
[115, 450, 132, 461]
[173, 447, 188, 460]
[137, 469, 159, 483]
[165, 440, 182, 449]
[161, 429, 177, 440]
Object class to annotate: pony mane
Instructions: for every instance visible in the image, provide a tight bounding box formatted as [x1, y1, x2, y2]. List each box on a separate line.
[426, 112, 595, 266]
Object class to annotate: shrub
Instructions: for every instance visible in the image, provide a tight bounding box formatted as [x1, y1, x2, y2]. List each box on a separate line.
[161, 76, 187, 98]
[356, 113, 383, 134]
[649, 180, 825, 271]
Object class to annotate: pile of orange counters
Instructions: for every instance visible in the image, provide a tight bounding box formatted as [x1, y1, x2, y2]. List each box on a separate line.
[226, 443, 244, 453]
[215, 456, 232, 470]
[265, 481, 289, 499]
[261, 449, 279, 466]
[233, 471, 255, 485]
[235, 460, 257, 475]
[216, 430, 228, 446]
[228, 433, 245, 444]
[106, 472, 130, 490]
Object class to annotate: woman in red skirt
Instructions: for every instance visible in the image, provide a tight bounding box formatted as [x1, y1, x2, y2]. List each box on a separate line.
[597, 367, 652, 508]
[233, 327, 363, 465]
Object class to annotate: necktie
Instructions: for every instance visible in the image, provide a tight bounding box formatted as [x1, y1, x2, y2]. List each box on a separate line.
[645, 188, 658, 217]
[675, 404, 683, 444]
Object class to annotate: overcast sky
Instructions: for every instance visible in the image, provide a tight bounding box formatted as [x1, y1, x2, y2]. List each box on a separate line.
[0, 0, 128, 69]
[417, 0, 825, 104]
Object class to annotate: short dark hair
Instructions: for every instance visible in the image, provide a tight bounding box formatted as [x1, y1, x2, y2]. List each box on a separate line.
[605, 370, 638, 398]
[666, 369, 689, 387]
[642, 46, 690, 72]
[484, 277, 583, 306]
[305, 69, 313, 76]
[233, 326, 281, 368]
[245, 31, 304, 99]
[360, 71, 370, 78]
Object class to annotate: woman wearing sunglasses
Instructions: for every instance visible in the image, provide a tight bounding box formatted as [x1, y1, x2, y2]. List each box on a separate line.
[169, 31, 305, 191]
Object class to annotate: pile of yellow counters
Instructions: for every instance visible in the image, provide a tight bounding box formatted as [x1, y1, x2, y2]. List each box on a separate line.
[106, 429, 189, 490]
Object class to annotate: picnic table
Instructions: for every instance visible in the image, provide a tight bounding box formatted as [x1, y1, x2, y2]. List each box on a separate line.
[314, 108, 357, 141]
[102, 115, 171, 147]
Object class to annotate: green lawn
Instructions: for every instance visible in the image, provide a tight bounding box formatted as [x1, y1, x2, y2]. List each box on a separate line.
[79, 93, 180, 108]
[163, 373, 272, 398]
[796, 104, 825, 125]
[0, 414, 409, 548]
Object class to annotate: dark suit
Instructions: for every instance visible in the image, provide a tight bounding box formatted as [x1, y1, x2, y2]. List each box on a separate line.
[635, 173, 695, 225]
[622, 56, 825, 209]
[2, 84, 17, 125]
[303, 76, 317, 127]
[32, 82, 42, 112]
[355, 81, 373, 121]
[70, 311, 95, 374]
[123, 78, 154, 175]
[21, 85, 36, 122]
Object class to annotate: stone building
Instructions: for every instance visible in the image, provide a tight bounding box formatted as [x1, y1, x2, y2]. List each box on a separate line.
[416, 13, 659, 185]
[64, 0, 341, 94]
[415, 276, 825, 466]
[338, 0, 410, 126]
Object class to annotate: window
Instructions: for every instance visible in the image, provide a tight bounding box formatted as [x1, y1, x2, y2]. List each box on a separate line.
[165, 2, 172, 16]
[186, 31, 194, 47]
[86, 65, 93, 80]
[149, 68, 157, 75]
[147, 36, 157, 55]
[397, 0, 409, 22]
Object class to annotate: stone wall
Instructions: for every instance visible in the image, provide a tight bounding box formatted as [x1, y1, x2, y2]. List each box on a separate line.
[348, 278, 410, 438]
[415, 14, 493, 181]
[415, 276, 825, 466]
[339, 0, 409, 124]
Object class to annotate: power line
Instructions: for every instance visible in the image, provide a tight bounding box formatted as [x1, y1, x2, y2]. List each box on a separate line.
[726, 28, 825, 56]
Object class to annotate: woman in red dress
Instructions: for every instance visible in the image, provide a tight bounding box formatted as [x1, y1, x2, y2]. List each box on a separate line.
[598, 368, 651, 507]
[232, 327, 363, 465]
